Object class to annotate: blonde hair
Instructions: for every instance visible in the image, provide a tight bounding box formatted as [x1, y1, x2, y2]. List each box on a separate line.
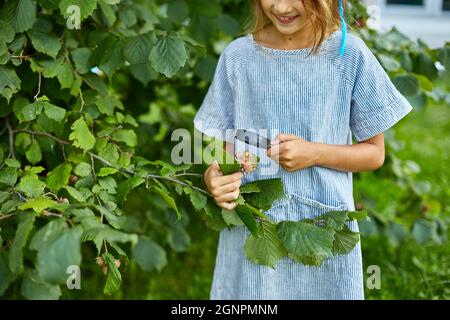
[242, 0, 348, 55]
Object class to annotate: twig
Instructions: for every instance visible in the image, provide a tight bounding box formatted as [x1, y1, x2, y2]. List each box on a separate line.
[79, 88, 85, 113]
[0, 213, 16, 221]
[14, 129, 70, 145]
[6, 118, 15, 159]
[42, 210, 63, 218]
[34, 73, 42, 100]
[9, 129, 212, 198]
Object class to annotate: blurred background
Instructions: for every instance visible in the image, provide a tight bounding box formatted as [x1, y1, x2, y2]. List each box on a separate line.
[0, 0, 449, 300]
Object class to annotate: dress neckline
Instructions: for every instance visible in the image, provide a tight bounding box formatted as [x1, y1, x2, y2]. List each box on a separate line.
[248, 30, 339, 56]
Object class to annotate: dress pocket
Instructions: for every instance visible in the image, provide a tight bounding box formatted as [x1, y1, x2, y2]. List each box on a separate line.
[263, 193, 350, 223]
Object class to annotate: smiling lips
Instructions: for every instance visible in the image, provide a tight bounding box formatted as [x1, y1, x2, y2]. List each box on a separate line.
[275, 15, 299, 25]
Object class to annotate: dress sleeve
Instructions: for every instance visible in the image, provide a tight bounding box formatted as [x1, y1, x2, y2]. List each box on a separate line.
[193, 48, 235, 144]
[349, 41, 413, 142]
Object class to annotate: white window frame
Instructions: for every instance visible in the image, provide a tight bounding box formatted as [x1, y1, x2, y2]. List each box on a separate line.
[378, 0, 449, 16]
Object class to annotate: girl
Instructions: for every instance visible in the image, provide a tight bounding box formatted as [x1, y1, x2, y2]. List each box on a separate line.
[194, 0, 413, 300]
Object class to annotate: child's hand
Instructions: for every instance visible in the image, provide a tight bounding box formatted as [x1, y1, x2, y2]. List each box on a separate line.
[204, 160, 244, 211]
[235, 151, 258, 173]
[267, 133, 320, 172]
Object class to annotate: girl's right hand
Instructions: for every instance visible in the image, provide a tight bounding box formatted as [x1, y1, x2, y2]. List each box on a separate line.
[204, 160, 244, 211]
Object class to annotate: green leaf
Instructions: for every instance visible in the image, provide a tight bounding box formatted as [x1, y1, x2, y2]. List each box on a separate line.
[29, 219, 65, 251]
[239, 183, 261, 194]
[98, 167, 117, 177]
[64, 185, 86, 202]
[102, 252, 122, 295]
[112, 129, 137, 147]
[56, 62, 73, 89]
[244, 220, 287, 268]
[74, 162, 91, 177]
[27, 18, 61, 58]
[235, 204, 259, 237]
[90, 36, 124, 79]
[412, 219, 439, 244]
[59, 0, 98, 21]
[36, 226, 83, 284]
[1, 0, 36, 33]
[117, 176, 145, 206]
[243, 179, 285, 211]
[19, 197, 56, 213]
[69, 118, 96, 152]
[43, 102, 66, 122]
[183, 187, 207, 211]
[123, 32, 156, 64]
[167, 0, 189, 22]
[332, 225, 360, 255]
[18, 174, 46, 197]
[222, 208, 244, 226]
[153, 185, 181, 221]
[0, 251, 15, 295]
[0, 20, 15, 44]
[0, 65, 21, 103]
[25, 139, 42, 164]
[318, 211, 349, 231]
[46, 163, 72, 192]
[277, 220, 335, 266]
[167, 224, 191, 253]
[20, 270, 61, 300]
[413, 52, 438, 80]
[149, 34, 187, 77]
[132, 237, 167, 272]
[0, 166, 18, 186]
[71, 48, 92, 74]
[9, 212, 36, 274]
[392, 75, 419, 97]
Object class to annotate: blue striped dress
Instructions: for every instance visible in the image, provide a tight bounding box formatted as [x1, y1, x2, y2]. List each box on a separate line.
[193, 30, 413, 300]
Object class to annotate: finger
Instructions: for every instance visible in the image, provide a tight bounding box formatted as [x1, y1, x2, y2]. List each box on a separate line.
[215, 189, 240, 203]
[267, 143, 282, 158]
[212, 170, 243, 187]
[277, 133, 298, 142]
[212, 180, 241, 197]
[220, 201, 238, 211]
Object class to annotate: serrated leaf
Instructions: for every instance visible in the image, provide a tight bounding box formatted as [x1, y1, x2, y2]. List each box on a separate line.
[102, 252, 121, 295]
[183, 187, 207, 211]
[19, 197, 56, 213]
[243, 179, 285, 211]
[36, 226, 82, 284]
[277, 220, 335, 266]
[112, 129, 137, 147]
[27, 19, 61, 58]
[25, 140, 42, 165]
[0, 65, 21, 103]
[59, 0, 98, 21]
[74, 162, 91, 177]
[167, 224, 191, 253]
[71, 48, 92, 74]
[90, 36, 124, 79]
[332, 225, 360, 255]
[18, 174, 46, 197]
[64, 185, 86, 202]
[235, 204, 259, 237]
[149, 35, 187, 77]
[0, 167, 17, 185]
[46, 163, 72, 192]
[221, 208, 244, 226]
[123, 32, 156, 64]
[132, 237, 167, 272]
[1, 0, 37, 33]
[43, 102, 66, 122]
[9, 212, 36, 274]
[153, 185, 181, 221]
[20, 270, 61, 300]
[69, 118, 96, 152]
[244, 220, 287, 268]
[318, 211, 349, 231]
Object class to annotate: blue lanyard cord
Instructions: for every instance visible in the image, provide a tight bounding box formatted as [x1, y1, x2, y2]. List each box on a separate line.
[338, 0, 347, 56]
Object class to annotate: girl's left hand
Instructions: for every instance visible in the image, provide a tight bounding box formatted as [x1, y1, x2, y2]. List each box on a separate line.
[266, 133, 320, 172]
